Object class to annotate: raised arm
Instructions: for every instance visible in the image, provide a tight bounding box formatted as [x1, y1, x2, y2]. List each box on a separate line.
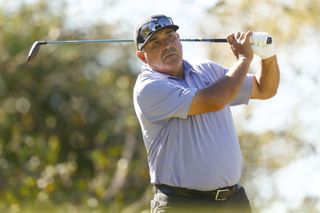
[188, 31, 253, 115]
[250, 32, 280, 99]
[251, 55, 280, 99]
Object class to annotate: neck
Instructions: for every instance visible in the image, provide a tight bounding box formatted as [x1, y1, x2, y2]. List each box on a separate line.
[170, 65, 184, 78]
[159, 61, 184, 78]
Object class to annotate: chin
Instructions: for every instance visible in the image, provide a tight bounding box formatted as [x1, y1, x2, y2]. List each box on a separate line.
[164, 55, 182, 65]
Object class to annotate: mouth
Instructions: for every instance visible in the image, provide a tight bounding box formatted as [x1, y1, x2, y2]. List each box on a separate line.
[163, 53, 176, 59]
[162, 49, 177, 61]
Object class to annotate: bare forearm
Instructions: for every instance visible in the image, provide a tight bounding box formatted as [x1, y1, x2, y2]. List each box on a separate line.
[189, 58, 251, 114]
[217, 57, 252, 104]
[189, 31, 254, 115]
[253, 55, 280, 99]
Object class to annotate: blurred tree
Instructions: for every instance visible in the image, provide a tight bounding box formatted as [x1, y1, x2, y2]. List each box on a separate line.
[0, 1, 149, 212]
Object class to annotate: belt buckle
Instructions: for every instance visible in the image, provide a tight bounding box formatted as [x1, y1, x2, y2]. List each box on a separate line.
[214, 188, 229, 201]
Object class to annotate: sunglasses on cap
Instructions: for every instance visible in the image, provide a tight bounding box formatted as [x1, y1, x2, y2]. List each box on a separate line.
[136, 15, 179, 50]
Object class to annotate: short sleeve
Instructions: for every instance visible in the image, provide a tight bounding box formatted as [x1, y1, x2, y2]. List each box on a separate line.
[230, 74, 253, 106]
[188, 60, 253, 106]
[135, 79, 197, 123]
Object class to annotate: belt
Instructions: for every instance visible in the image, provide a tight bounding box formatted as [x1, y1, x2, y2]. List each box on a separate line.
[155, 184, 239, 201]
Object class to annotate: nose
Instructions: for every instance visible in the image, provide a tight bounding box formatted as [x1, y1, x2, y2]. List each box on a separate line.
[163, 42, 170, 51]
[162, 38, 173, 50]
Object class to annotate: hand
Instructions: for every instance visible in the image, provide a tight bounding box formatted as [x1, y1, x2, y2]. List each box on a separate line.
[227, 31, 253, 61]
[251, 32, 276, 60]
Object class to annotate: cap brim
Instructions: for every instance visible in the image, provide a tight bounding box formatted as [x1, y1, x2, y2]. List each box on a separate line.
[138, 25, 179, 50]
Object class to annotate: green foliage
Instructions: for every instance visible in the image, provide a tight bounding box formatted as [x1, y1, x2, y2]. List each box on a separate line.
[0, 1, 149, 212]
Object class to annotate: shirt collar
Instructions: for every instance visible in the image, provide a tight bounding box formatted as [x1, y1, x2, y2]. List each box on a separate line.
[141, 60, 195, 79]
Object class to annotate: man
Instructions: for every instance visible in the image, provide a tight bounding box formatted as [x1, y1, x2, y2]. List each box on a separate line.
[133, 14, 280, 212]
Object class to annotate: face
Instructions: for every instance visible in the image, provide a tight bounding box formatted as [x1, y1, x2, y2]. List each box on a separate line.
[136, 28, 183, 76]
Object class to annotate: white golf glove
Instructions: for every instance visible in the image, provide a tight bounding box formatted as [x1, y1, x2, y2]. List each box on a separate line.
[251, 32, 276, 60]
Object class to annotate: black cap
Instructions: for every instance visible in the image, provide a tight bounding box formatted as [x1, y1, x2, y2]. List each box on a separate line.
[134, 14, 179, 50]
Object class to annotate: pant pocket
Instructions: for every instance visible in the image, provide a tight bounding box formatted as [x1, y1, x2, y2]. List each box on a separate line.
[151, 193, 169, 213]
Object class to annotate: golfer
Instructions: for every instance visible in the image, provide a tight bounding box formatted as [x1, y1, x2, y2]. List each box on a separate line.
[133, 14, 280, 212]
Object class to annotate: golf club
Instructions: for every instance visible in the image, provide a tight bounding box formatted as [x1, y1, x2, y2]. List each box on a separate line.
[27, 37, 272, 62]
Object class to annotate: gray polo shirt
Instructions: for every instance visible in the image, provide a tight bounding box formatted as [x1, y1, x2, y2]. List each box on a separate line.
[133, 60, 253, 191]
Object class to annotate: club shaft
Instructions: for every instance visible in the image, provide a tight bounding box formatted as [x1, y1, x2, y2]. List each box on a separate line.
[180, 38, 227, 42]
[38, 37, 272, 44]
[39, 38, 228, 45]
[27, 37, 272, 62]
[44, 39, 134, 44]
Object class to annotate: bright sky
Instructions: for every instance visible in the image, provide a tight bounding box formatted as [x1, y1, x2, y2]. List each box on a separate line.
[6, 0, 320, 211]
[61, 0, 215, 61]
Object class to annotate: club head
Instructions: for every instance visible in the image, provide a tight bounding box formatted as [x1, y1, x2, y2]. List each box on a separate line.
[27, 41, 47, 62]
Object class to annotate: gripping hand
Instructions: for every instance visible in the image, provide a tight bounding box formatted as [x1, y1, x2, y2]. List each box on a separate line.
[251, 32, 276, 59]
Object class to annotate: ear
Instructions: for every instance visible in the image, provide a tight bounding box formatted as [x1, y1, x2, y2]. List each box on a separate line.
[136, 50, 147, 63]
